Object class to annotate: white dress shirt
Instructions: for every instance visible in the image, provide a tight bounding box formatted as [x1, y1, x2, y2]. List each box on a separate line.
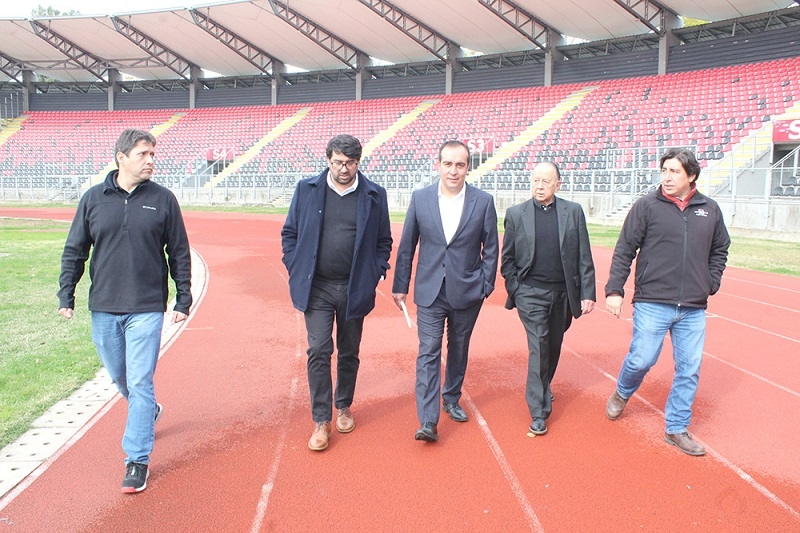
[327, 171, 359, 196]
[438, 184, 466, 244]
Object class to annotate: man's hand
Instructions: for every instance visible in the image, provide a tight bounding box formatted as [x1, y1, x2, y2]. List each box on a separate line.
[58, 308, 74, 319]
[391, 293, 407, 310]
[580, 300, 595, 315]
[171, 311, 189, 324]
[606, 294, 624, 317]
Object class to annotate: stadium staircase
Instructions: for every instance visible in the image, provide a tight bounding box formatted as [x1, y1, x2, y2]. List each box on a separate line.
[0, 115, 28, 146]
[469, 86, 597, 181]
[706, 100, 800, 192]
[204, 107, 312, 188]
[360, 99, 440, 159]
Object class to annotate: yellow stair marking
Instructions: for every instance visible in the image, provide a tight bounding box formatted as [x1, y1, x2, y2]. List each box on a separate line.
[704, 128, 772, 190]
[703, 100, 800, 191]
[205, 107, 312, 188]
[361, 99, 441, 159]
[469, 86, 598, 181]
[774, 101, 800, 120]
[0, 115, 29, 146]
[86, 112, 188, 188]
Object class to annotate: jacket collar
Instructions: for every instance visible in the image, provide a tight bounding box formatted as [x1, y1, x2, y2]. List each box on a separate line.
[310, 169, 378, 197]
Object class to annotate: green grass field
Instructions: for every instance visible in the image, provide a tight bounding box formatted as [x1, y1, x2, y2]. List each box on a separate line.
[0, 218, 97, 448]
[1, 212, 798, 449]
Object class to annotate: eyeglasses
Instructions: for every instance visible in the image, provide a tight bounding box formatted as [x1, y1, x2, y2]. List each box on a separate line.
[330, 159, 359, 170]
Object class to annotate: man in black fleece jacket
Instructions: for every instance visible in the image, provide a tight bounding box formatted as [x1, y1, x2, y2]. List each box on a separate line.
[604, 148, 729, 457]
[58, 128, 192, 493]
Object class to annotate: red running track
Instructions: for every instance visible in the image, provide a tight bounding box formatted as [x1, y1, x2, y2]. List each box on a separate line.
[1, 208, 799, 532]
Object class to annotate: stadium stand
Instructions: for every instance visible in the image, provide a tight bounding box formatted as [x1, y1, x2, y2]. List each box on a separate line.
[0, 57, 798, 199]
[500, 57, 800, 190]
[239, 96, 430, 185]
[153, 104, 304, 187]
[358, 85, 579, 186]
[0, 110, 177, 190]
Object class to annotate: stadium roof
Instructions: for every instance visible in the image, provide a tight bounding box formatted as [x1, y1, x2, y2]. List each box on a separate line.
[1, 0, 798, 83]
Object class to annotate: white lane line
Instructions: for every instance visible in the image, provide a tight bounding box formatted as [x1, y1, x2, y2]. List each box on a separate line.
[0, 248, 209, 511]
[462, 391, 545, 533]
[723, 275, 800, 295]
[249, 378, 298, 533]
[711, 314, 800, 344]
[249, 311, 303, 533]
[564, 345, 800, 523]
[703, 351, 800, 399]
[721, 293, 800, 314]
[596, 273, 800, 297]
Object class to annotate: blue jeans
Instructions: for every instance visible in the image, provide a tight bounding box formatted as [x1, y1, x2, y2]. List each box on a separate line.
[92, 311, 164, 465]
[615, 302, 706, 434]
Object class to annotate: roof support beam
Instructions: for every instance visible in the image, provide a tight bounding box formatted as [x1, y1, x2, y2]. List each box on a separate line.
[190, 8, 278, 78]
[112, 16, 197, 79]
[477, 0, 555, 51]
[611, 0, 676, 35]
[29, 20, 108, 83]
[0, 52, 24, 83]
[357, 0, 454, 61]
[266, 0, 366, 70]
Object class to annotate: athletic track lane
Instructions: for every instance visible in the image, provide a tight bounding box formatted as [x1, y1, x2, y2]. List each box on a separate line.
[0, 208, 798, 532]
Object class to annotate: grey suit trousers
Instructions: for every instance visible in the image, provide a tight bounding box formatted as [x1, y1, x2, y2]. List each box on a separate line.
[415, 280, 483, 425]
[515, 283, 572, 419]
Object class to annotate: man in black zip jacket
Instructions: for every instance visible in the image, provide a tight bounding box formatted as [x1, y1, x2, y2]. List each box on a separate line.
[58, 128, 192, 492]
[604, 148, 729, 456]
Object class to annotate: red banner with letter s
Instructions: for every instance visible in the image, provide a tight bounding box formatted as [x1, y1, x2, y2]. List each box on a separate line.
[773, 119, 800, 143]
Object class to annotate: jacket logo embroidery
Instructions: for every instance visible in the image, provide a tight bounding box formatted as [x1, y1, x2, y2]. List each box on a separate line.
[143, 205, 156, 211]
[694, 208, 708, 217]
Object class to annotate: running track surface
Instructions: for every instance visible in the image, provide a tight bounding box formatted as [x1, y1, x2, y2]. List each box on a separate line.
[1, 207, 799, 533]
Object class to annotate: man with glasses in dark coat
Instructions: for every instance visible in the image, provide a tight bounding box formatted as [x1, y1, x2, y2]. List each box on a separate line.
[282, 134, 392, 452]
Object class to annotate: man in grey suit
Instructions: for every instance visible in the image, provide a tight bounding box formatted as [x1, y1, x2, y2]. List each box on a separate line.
[392, 140, 499, 442]
[501, 162, 596, 435]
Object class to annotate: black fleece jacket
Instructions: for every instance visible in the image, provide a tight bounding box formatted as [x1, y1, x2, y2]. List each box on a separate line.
[605, 185, 730, 309]
[58, 171, 192, 315]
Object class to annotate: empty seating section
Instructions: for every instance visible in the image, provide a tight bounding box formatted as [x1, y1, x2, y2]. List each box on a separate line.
[521, 57, 799, 178]
[239, 97, 428, 184]
[154, 105, 303, 181]
[0, 110, 176, 187]
[1, 57, 798, 195]
[361, 86, 578, 186]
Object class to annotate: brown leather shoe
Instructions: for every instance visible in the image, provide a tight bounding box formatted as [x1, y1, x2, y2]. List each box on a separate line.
[606, 390, 628, 420]
[336, 407, 355, 433]
[308, 421, 331, 451]
[665, 432, 705, 456]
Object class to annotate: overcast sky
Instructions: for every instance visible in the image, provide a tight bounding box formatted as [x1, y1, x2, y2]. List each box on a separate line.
[1, 0, 206, 18]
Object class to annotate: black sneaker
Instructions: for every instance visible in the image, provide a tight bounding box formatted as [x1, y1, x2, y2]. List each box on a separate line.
[121, 462, 149, 493]
[155, 403, 163, 424]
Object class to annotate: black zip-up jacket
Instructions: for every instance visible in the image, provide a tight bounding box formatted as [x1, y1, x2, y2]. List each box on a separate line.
[58, 171, 192, 315]
[605, 185, 730, 309]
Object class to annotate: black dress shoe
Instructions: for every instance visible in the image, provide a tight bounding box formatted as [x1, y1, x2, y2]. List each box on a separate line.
[529, 417, 548, 435]
[415, 422, 438, 442]
[442, 402, 468, 422]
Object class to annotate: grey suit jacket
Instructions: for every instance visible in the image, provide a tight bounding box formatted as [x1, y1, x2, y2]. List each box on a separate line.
[501, 196, 596, 318]
[393, 181, 499, 309]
